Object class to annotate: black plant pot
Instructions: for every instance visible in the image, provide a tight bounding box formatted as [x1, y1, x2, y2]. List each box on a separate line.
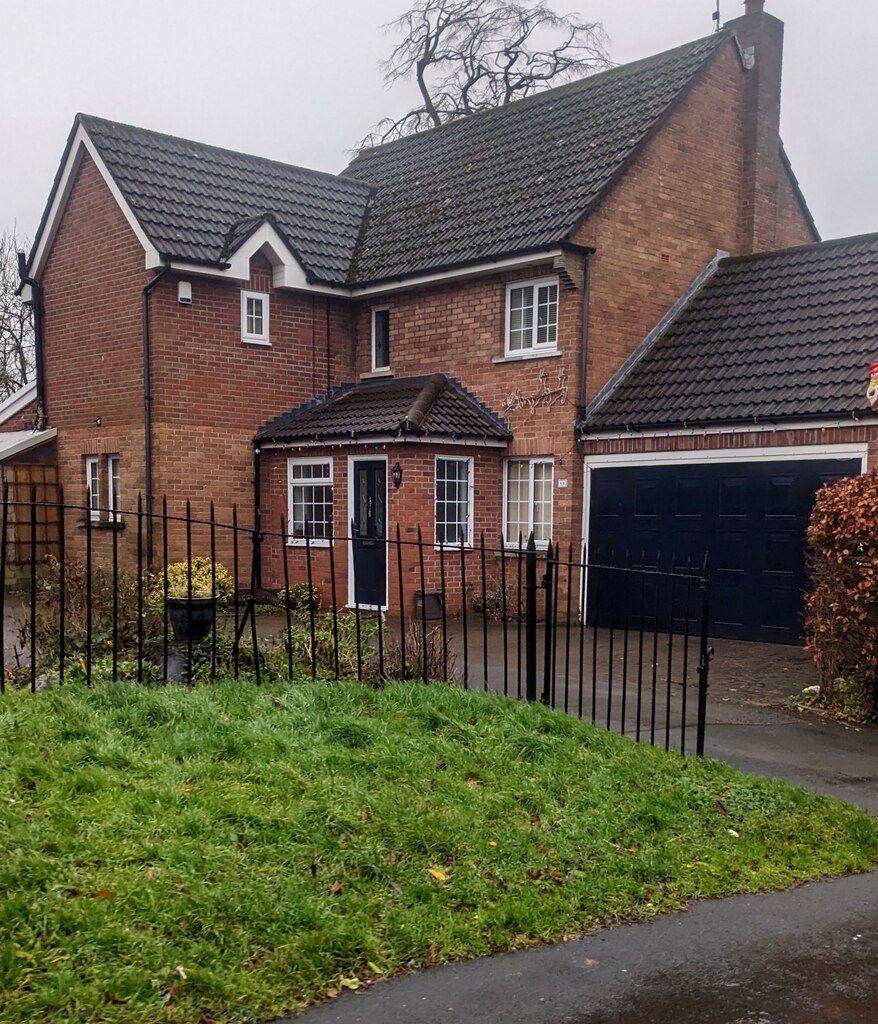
[167, 597, 215, 643]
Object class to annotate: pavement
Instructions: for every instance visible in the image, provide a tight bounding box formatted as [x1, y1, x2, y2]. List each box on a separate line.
[282, 635, 878, 1024]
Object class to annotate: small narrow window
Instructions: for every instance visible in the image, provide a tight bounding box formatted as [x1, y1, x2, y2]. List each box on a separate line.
[108, 455, 121, 522]
[435, 456, 473, 547]
[241, 290, 270, 344]
[505, 276, 559, 356]
[372, 307, 390, 370]
[288, 459, 333, 543]
[85, 456, 100, 521]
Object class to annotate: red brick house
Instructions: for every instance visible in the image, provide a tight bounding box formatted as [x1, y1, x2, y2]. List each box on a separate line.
[15, 2, 878, 639]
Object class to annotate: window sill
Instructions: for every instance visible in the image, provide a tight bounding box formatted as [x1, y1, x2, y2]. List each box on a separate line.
[79, 519, 125, 531]
[492, 350, 561, 365]
[360, 368, 394, 380]
[286, 538, 331, 548]
[242, 337, 271, 347]
[434, 543, 474, 553]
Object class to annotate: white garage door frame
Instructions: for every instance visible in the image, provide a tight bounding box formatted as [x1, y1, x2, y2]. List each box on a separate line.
[580, 442, 869, 618]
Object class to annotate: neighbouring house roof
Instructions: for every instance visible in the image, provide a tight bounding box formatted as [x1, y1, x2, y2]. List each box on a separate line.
[582, 233, 878, 431]
[77, 114, 373, 285]
[342, 32, 731, 283]
[255, 373, 512, 445]
[0, 429, 57, 463]
[0, 382, 37, 428]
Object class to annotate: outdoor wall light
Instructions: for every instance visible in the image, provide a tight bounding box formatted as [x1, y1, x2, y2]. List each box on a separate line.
[392, 461, 403, 488]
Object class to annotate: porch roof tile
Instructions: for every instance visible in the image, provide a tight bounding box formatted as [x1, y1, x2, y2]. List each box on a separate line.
[255, 373, 512, 445]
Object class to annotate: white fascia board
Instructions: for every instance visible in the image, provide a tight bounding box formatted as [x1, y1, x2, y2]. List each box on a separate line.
[257, 435, 508, 451]
[0, 382, 37, 425]
[583, 443, 869, 470]
[29, 124, 160, 281]
[347, 250, 565, 299]
[580, 417, 875, 442]
[161, 248, 565, 298]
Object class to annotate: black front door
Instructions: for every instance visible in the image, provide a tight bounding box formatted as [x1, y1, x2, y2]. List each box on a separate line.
[352, 460, 387, 607]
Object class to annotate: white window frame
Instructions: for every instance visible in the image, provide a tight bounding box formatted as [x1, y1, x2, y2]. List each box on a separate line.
[287, 457, 333, 546]
[371, 306, 390, 371]
[504, 275, 559, 357]
[107, 455, 121, 522]
[503, 457, 554, 548]
[241, 290, 270, 345]
[85, 456, 100, 522]
[434, 455, 474, 548]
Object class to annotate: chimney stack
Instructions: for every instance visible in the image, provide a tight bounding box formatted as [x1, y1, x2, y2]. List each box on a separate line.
[725, 1, 784, 253]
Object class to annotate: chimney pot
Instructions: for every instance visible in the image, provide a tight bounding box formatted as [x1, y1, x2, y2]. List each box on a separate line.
[744, 0, 765, 13]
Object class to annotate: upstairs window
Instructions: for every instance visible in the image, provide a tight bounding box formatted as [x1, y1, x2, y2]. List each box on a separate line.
[288, 458, 333, 543]
[505, 276, 559, 356]
[372, 307, 390, 370]
[241, 290, 270, 345]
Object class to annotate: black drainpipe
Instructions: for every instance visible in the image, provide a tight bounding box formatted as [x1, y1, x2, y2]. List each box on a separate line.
[253, 443, 262, 590]
[142, 265, 170, 568]
[17, 254, 47, 431]
[578, 251, 593, 419]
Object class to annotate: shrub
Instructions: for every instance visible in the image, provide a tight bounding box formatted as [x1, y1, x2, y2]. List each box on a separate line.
[384, 621, 460, 683]
[19, 557, 163, 670]
[471, 580, 521, 621]
[163, 558, 234, 601]
[276, 582, 322, 613]
[804, 472, 878, 721]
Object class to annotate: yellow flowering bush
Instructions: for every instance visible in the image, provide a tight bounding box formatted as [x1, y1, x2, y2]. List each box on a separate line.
[164, 558, 234, 601]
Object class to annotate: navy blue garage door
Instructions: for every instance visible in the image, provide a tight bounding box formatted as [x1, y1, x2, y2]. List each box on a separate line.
[587, 459, 861, 644]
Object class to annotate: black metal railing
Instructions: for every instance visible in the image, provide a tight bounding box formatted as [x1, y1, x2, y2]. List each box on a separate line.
[0, 489, 713, 755]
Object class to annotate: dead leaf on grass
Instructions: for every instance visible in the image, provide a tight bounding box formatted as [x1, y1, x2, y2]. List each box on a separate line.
[92, 889, 114, 900]
[715, 799, 730, 816]
[428, 867, 447, 882]
[330, 880, 343, 895]
[325, 988, 339, 999]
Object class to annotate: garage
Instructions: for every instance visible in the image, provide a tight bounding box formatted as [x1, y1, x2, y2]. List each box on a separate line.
[586, 455, 862, 644]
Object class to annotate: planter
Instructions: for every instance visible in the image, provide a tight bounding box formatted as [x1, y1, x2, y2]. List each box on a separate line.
[167, 596, 215, 643]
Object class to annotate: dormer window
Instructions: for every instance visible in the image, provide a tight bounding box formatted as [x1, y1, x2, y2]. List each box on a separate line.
[372, 307, 390, 371]
[242, 290, 270, 345]
[505, 276, 559, 357]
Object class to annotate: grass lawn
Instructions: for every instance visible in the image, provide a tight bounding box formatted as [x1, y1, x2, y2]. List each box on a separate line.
[1, 680, 877, 1023]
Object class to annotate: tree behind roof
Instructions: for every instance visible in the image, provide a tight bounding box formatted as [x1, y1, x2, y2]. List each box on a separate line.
[359, 0, 611, 147]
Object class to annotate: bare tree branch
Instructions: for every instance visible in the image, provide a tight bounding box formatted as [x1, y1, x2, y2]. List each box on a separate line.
[0, 229, 34, 401]
[357, 0, 611, 149]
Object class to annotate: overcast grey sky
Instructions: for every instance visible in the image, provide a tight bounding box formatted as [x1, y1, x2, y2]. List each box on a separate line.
[3, 0, 876, 246]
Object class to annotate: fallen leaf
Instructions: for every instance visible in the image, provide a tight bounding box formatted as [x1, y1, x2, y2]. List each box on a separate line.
[488, 841, 497, 847]
[387, 881, 402, 895]
[340, 977, 360, 990]
[527, 869, 543, 880]
[325, 988, 339, 999]
[92, 889, 114, 900]
[385, 851, 398, 864]
[362, 707, 373, 717]
[728, 828, 740, 838]
[330, 880, 343, 895]
[428, 867, 447, 882]
[715, 799, 730, 816]
[175, 882, 187, 892]
[467, 779, 479, 788]
[145, 867, 161, 881]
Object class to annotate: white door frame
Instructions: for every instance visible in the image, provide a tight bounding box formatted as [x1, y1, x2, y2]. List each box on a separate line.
[347, 454, 389, 611]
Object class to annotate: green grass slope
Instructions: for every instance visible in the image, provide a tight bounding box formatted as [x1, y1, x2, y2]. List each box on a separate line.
[1, 680, 876, 1023]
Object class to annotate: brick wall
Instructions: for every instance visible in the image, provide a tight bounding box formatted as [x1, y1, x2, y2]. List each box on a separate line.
[40, 153, 150, 565]
[259, 442, 504, 615]
[575, 38, 817, 411]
